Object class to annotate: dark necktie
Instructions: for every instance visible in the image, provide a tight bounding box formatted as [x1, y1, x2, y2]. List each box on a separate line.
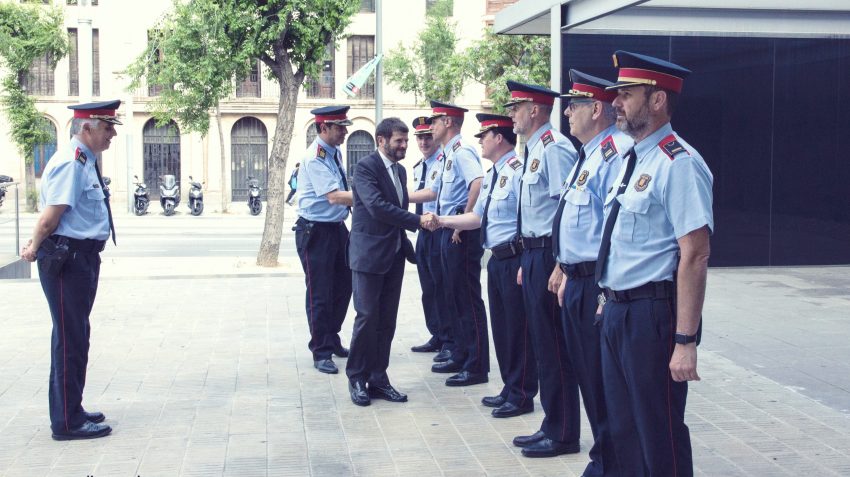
[551, 147, 587, 259]
[390, 163, 403, 204]
[92, 159, 116, 245]
[415, 159, 427, 215]
[334, 150, 348, 191]
[479, 165, 501, 246]
[435, 151, 446, 215]
[594, 148, 637, 283]
[515, 146, 529, 238]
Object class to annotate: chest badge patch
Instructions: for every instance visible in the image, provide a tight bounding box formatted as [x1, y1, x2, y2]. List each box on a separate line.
[577, 170, 589, 186]
[530, 159, 540, 173]
[446, 159, 453, 171]
[634, 174, 652, 192]
[499, 176, 507, 188]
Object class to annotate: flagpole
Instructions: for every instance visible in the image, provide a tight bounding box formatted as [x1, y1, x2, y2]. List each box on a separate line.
[376, 0, 383, 123]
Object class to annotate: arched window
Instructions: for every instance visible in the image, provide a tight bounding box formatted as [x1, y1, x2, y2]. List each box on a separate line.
[34, 118, 57, 178]
[345, 130, 375, 179]
[306, 123, 318, 148]
[231, 116, 268, 200]
[142, 119, 181, 200]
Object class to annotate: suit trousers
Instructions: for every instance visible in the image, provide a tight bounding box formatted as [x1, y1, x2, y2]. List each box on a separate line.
[601, 296, 692, 477]
[520, 246, 579, 443]
[38, 249, 100, 433]
[487, 254, 537, 406]
[415, 230, 442, 347]
[562, 274, 617, 477]
[346, 250, 406, 384]
[295, 221, 352, 360]
[439, 228, 488, 374]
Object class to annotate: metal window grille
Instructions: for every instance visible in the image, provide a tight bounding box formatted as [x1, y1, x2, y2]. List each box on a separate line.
[142, 119, 181, 200]
[306, 43, 335, 99]
[68, 28, 78, 96]
[347, 36, 375, 99]
[231, 117, 269, 201]
[360, 0, 375, 13]
[345, 131, 375, 179]
[235, 61, 261, 98]
[20, 52, 54, 96]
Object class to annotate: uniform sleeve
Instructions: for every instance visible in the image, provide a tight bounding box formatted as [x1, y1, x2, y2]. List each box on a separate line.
[455, 148, 484, 188]
[663, 156, 714, 238]
[43, 161, 78, 208]
[472, 176, 489, 216]
[544, 142, 576, 198]
[305, 158, 340, 197]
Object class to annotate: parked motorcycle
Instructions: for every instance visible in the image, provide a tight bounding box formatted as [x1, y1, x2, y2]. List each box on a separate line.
[159, 174, 180, 216]
[0, 175, 12, 208]
[247, 176, 262, 216]
[187, 176, 204, 216]
[132, 175, 150, 216]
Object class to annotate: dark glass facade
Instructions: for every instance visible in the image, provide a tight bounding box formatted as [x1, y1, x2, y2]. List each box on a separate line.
[562, 34, 850, 266]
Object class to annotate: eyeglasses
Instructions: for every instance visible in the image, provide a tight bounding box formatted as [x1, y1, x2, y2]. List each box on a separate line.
[566, 100, 594, 112]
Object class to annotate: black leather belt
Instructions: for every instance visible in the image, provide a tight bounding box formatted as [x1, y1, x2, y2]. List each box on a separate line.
[491, 241, 520, 260]
[559, 261, 596, 279]
[603, 281, 674, 303]
[294, 217, 344, 228]
[519, 235, 551, 250]
[51, 235, 105, 253]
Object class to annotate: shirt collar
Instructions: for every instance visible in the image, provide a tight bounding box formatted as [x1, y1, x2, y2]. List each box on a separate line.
[634, 122, 674, 162]
[378, 149, 394, 169]
[444, 134, 463, 153]
[425, 149, 441, 165]
[493, 150, 516, 171]
[526, 122, 552, 149]
[71, 137, 95, 166]
[583, 123, 620, 157]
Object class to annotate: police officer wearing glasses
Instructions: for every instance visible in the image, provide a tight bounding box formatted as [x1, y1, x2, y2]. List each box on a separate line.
[21, 100, 120, 440]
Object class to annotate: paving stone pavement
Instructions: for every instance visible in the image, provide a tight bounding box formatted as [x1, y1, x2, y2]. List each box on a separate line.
[1, 265, 849, 476]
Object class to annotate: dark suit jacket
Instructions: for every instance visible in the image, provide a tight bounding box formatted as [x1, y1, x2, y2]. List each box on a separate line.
[348, 151, 419, 274]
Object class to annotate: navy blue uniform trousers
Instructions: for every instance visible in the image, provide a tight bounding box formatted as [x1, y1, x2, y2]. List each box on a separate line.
[346, 251, 405, 384]
[415, 229, 444, 347]
[601, 295, 692, 477]
[487, 254, 537, 406]
[295, 220, 352, 360]
[38, 249, 100, 434]
[562, 274, 617, 477]
[520, 246, 580, 443]
[438, 227, 488, 374]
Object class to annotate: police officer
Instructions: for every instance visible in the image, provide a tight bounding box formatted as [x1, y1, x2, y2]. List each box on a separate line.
[551, 70, 632, 476]
[505, 81, 581, 458]
[596, 51, 713, 476]
[408, 116, 445, 354]
[21, 100, 120, 440]
[295, 105, 355, 374]
[424, 100, 488, 386]
[436, 114, 537, 417]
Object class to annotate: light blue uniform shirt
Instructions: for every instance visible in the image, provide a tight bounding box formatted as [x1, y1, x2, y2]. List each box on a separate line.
[430, 134, 484, 215]
[519, 123, 577, 237]
[556, 125, 631, 264]
[473, 151, 523, 249]
[412, 149, 441, 215]
[599, 123, 714, 291]
[40, 138, 110, 240]
[297, 137, 350, 222]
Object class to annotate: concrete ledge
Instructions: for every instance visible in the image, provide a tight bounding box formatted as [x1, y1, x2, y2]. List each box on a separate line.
[0, 256, 30, 279]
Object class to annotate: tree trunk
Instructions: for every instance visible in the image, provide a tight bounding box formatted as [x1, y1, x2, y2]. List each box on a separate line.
[256, 68, 299, 267]
[25, 159, 36, 212]
[216, 104, 227, 213]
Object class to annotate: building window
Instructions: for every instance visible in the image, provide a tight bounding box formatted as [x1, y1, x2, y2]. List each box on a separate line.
[346, 130, 375, 179]
[142, 119, 181, 200]
[359, 0, 374, 13]
[236, 60, 261, 98]
[347, 36, 375, 99]
[306, 42, 335, 99]
[147, 30, 165, 97]
[19, 52, 54, 96]
[33, 118, 57, 178]
[426, 0, 453, 15]
[231, 117, 269, 201]
[68, 28, 98, 97]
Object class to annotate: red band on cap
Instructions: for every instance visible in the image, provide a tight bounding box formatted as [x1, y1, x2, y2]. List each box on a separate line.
[572, 83, 617, 103]
[314, 113, 348, 122]
[414, 124, 431, 132]
[480, 119, 513, 129]
[510, 90, 554, 106]
[73, 109, 117, 119]
[618, 68, 683, 93]
[432, 107, 464, 117]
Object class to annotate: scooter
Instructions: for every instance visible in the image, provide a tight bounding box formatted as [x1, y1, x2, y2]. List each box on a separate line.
[159, 174, 180, 216]
[187, 176, 204, 216]
[0, 175, 12, 208]
[133, 175, 149, 216]
[247, 176, 262, 216]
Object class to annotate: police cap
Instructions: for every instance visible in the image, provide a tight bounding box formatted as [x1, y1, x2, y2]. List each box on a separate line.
[68, 100, 122, 125]
[504, 80, 559, 107]
[311, 105, 353, 126]
[607, 51, 691, 93]
[561, 69, 617, 103]
[411, 116, 432, 136]
[473, 113, 513, 138]
[429, 100, 468, 118]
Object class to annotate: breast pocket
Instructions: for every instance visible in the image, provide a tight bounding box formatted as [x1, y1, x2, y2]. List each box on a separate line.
[442, 160, 457, 183]
[614, 194, 651, 243]
[83, 185, 105, 222]
[564, 188, 590, 229]
[522, 171, 545, 206]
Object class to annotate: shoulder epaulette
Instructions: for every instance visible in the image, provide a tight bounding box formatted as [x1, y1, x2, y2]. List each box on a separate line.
[507, 156, 523, 170]
[600, 135, 618, 162]
[541, 130, 554, 147]
[317, 145, 327, 159]
[75, 147, 87, 164]
[658, 134, 689, 161]
[413, 159, 423, 168]
[452, 141, 461, 152]
[436, 152, 444, 162]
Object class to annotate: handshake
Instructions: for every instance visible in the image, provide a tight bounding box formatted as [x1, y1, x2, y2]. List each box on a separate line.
[419, 212, 442, 231]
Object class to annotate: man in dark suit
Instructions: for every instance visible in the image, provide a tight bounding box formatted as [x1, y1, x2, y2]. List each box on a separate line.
[346, 117, 433, 406]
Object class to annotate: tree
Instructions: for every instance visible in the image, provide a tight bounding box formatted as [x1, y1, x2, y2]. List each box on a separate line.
[382, 0, 465, 104]
[464, 28, 550, 114]
[128, 0, 359, 266]
[0, 2, 67, 211]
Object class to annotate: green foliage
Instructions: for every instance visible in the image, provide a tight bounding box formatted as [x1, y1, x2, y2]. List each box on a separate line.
[464, 28, 550, 114]
[383, 0, 465, 104]
[0, 2, 67, 158]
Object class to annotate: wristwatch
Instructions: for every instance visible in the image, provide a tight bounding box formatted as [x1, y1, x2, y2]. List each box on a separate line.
[674, 333, 697, 345]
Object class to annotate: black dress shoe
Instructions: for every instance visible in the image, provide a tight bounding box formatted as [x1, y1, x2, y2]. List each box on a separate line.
[52, 421, 111, 441]
[431, 359, 463, 373]
[432, 349, 451, 363]
[411, 342, 440, 353]
[492, 401, 534, 418]
[349, 380, 370, 407]
[513, 430, 546, 448]
[314, 358, 338, 374]
[333, 345, 350, 358]
[445, 371, 488, 387]
[84, 411, 105, 424]
[368, 383, 408, 402]
[521, 438, 580, 458]
[481, 395, 506, 408]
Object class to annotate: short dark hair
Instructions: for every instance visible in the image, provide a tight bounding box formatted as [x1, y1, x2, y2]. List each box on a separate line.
[493, 128, 517, 146]
[645, 85, 678, 116]
[376, 117, 409, 142]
